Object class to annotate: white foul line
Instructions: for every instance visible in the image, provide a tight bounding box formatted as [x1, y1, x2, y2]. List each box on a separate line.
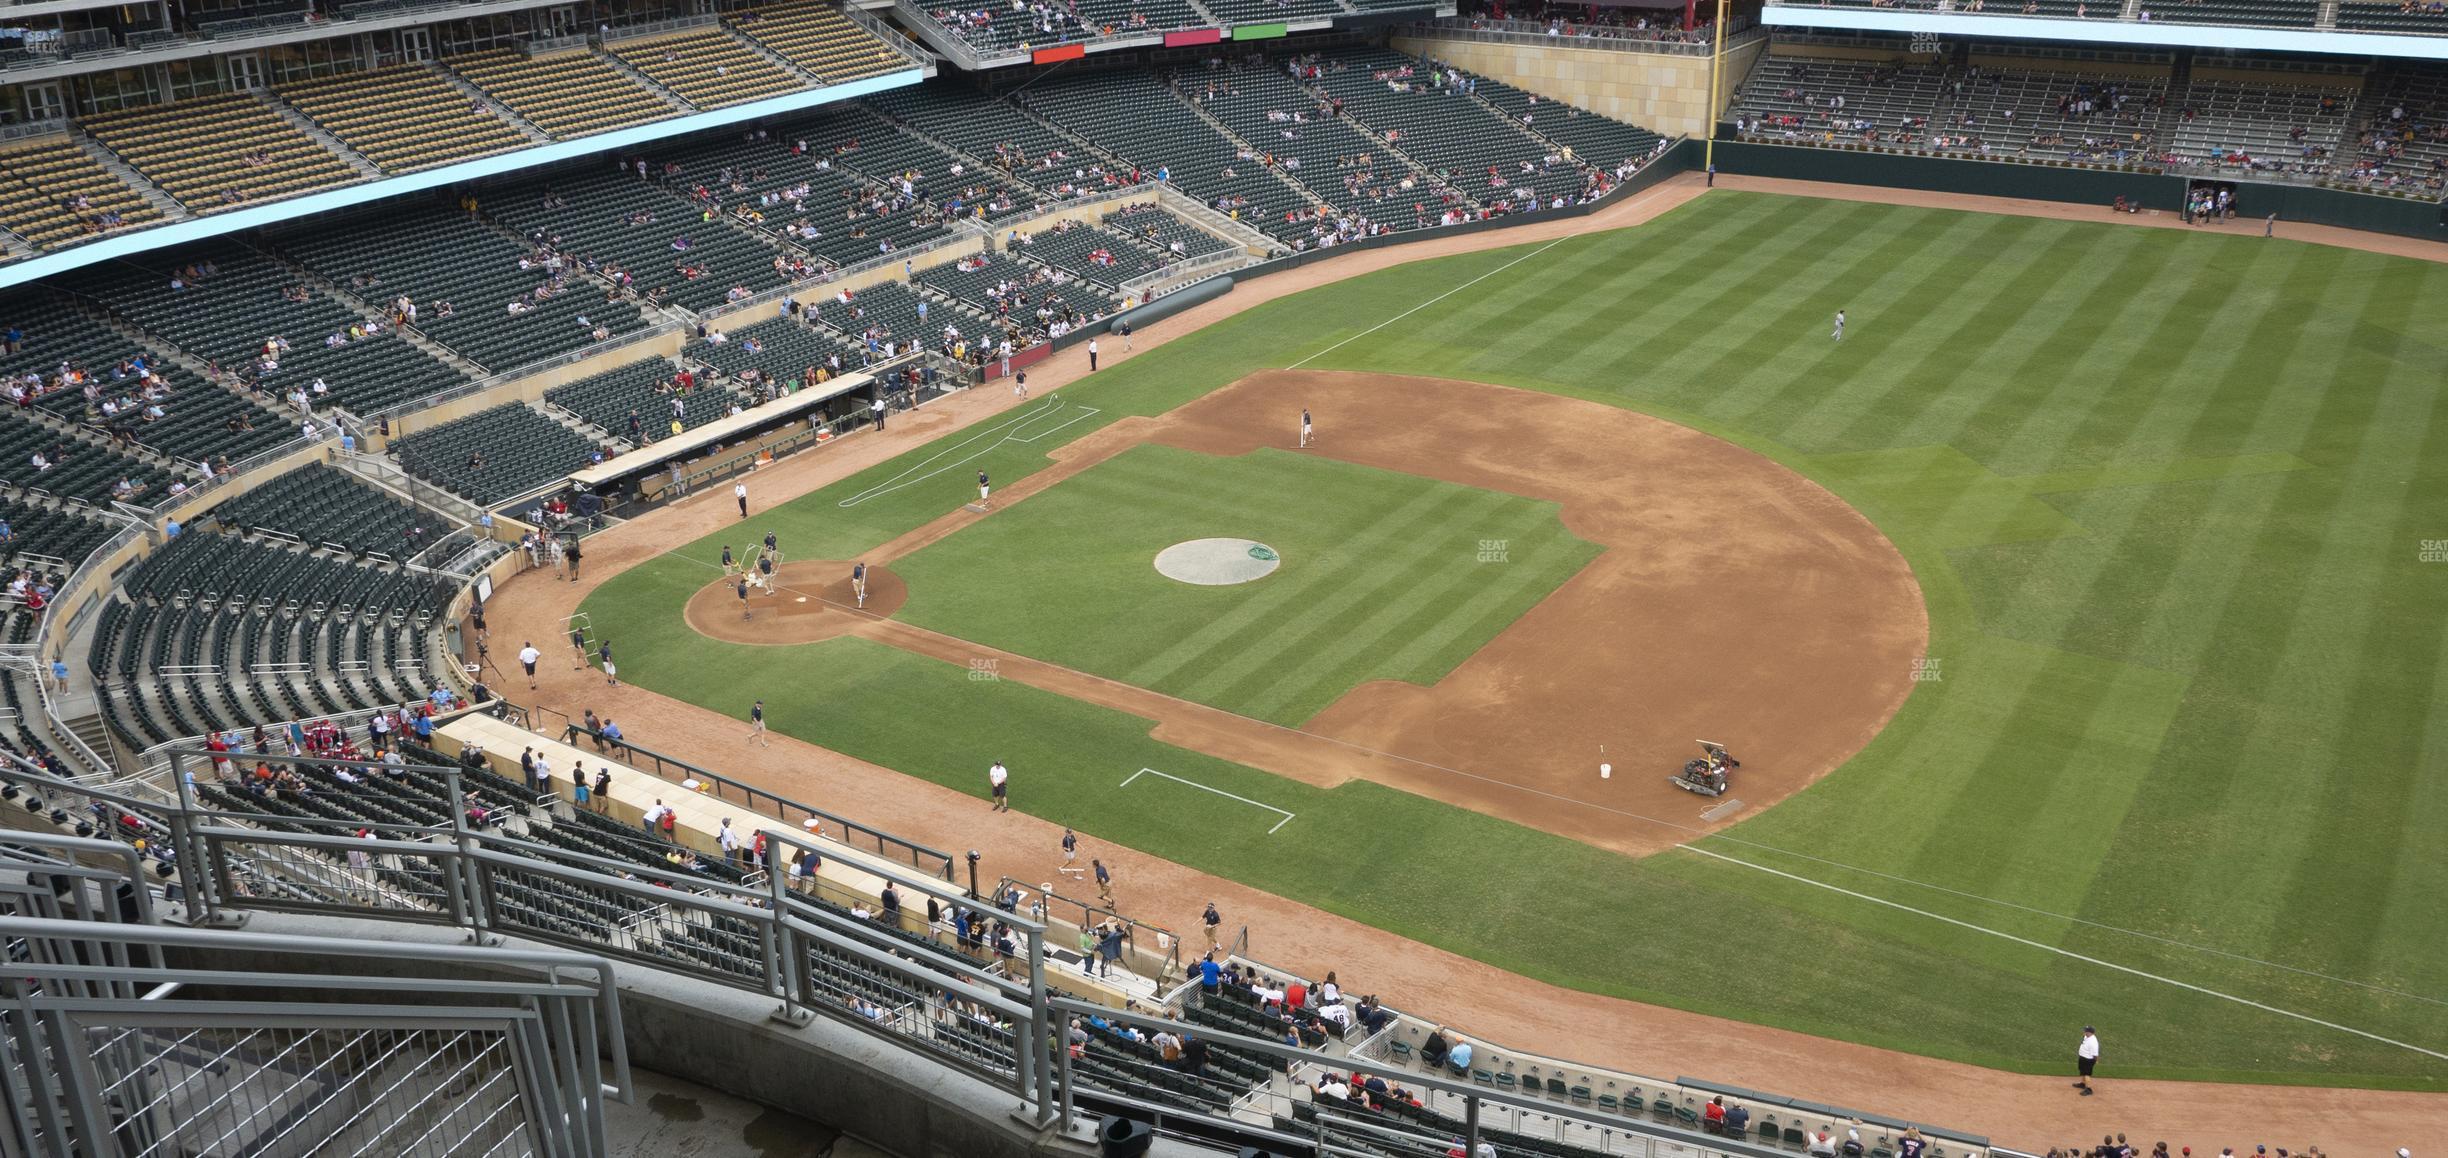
[1677, 844, 2448, 1063]
[1286, 234, 1571, 370]
[1122, 767, 1294, 834]
[836, 396, 1102, 509]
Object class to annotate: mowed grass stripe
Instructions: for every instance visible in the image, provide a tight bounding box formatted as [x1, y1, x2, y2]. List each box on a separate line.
[1773, 218, 2097, 453]
[1443, 196, 1851, 373]
[2139, 265, 2415, 967]
[1230, 515, 1595, 724]
[1165, 487, 1524, 711]
[1697, 209, 2032, 426]
[1526, 198, 1906, 388]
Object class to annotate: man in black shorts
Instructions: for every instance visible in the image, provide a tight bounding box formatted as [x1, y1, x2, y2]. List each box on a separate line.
[2074, 1026, 2100, 1096]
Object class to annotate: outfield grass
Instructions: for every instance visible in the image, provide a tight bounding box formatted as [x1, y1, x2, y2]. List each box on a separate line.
[888, 445, 1601, 726]
[583, 191, 2448, 1087]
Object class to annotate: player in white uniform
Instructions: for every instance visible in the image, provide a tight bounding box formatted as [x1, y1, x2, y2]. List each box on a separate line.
[1832, 309, 1846, 341]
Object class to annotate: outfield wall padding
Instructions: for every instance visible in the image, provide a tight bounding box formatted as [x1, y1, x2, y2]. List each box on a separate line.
[1711, 141, 2448, 241]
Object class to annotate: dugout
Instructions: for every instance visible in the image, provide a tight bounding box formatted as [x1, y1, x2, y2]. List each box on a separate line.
[567, 354, 959, 511]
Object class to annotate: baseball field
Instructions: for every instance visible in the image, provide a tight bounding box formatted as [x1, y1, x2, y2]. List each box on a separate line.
[577, 189, 2448, 1089]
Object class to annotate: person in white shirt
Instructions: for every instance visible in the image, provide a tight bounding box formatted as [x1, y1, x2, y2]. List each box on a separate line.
[517, 642, 541, 688]
[734, 481, 748, 519]
[988, 760, 1010, 811]
[717, 817, 740, 863]
[2075, 1026, 2100, 1095]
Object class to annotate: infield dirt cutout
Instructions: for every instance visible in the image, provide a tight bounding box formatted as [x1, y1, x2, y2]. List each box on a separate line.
[680, 370, 1927, 856]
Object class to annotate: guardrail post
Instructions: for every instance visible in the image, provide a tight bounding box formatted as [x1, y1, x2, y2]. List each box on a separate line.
[1022, 924, 1049, 1123]
[1467, 1092, 1483, 1156]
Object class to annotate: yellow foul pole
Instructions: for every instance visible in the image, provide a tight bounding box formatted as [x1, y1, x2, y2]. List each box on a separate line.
[1703, 0, 1731, 176]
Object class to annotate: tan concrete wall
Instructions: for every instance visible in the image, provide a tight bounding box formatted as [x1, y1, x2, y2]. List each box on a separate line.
[1392, 34, 1767, 138]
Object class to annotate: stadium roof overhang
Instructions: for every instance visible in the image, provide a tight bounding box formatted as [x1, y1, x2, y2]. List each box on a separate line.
[1760, 4, 2448, 60]
[0, 67, 926, 293]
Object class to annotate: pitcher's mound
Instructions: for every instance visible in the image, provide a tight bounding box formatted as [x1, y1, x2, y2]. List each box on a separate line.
[684, 560, 907, 645]
[1156, 538, 1281, 585]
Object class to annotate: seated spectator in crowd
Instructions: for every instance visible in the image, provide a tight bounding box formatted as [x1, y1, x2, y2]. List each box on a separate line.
[1420, 1025, 1450, 1067]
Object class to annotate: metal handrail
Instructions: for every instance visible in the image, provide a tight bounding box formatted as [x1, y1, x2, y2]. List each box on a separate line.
[551, 723, 955, 878]
[1400, 14, 1759, 55]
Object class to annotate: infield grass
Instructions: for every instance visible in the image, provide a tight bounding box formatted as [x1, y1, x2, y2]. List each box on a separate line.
[584, 190, 2448, 1088]
[888, 445, 1601, 726]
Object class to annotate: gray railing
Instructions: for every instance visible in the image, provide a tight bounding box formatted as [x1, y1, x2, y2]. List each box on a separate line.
[601, 12, 720, 43]
[843, 3, 937, 71]
[367, 321, 680, 425]
[1399, 15, 1759, 55]
[0, 912, 625, 1158]
[550, 723, 956, 879]
[0, 750, 1996, 1158]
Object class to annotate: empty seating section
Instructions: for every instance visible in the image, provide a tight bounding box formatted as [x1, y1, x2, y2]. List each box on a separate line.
[277, 64, 533, 173]
[0, 494, 117, 571]
[651, 105, 1007, 272]
[447, 49, 677, 140]
[2151, 0, 2319, 27]
[546, 359, 745, 439]
[0, 406, 161, 504]
[211, 463, 448, 554]
[1020, 70, 1318, 240]
[867, 84, 1108, 196]
[1732, 55, 1948, 146]
[2164, 79, 2355, 178]
[82, 93, 356, 213]
[810, 279, 990, 353]
[1311, 51, 1595, 206]
[277, 205, 647, 374]
[1931, 67, 2165, 161]
[1190, 64, 1440, 223]
[0, 138, 159, 249]
[1011, 220, 1170, 289]
[1469, 75, 1669, 168]
[1, 289, 288, 471]
[482, 171, 783, 314]
[607, 28, 804, 109]
[88, 530, 447, 749]
[80, 250, 472, 416]
[389, 402, 602, 505]
[731, 2, 911, 83]
[2337, 2, 2448, 33]
[689, 316, 858, 382]
[1105, 203, 1237, 258]
[916, 253, 1120, 342]
[1204, 0, 1346, 23]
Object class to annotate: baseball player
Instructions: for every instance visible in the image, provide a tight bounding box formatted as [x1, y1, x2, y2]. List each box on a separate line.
[1832, 309, 1846, 341]
[746, 699, 769, 746]
[976, 470, 991, 506]
[1060, 827, 1082, 876]
[757, 551, 775, 595]
[737, 576, 752, 619]
[1299, 407, 1313, 448]
[852, 561, 868, 608]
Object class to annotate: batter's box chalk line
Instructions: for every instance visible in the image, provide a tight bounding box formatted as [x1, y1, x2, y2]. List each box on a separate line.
[839, 396, 1103, 509]
[1121, 767, 1295, 835]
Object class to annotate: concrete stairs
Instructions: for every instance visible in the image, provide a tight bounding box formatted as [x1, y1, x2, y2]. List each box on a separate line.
[590, 48, 700, 114]
[69, 133, 190, 221]
[1159, 78, 1336, 212]
[251, 89, 387, 180]
[425, 60, 556, 145]
[0, 228, 36, 261]
[718, 22, 827, 87]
